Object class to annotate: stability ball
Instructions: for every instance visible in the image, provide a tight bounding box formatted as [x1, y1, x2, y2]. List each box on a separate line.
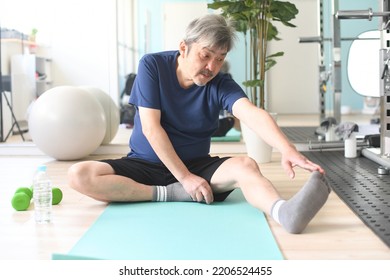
[29, 86, 106, 160]
[79, 86, 120, 144]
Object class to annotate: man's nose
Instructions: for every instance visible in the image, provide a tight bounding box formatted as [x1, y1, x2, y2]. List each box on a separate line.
[206, 59, 218, 72]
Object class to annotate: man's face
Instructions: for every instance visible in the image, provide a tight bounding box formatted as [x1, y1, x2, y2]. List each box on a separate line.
[180, 41, 227, 87]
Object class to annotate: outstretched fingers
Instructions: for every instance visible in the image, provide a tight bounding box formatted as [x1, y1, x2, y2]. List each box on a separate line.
[282, 154, 325, 179]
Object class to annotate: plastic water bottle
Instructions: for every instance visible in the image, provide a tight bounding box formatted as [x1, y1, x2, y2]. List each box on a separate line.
[33, 165, 52, 224]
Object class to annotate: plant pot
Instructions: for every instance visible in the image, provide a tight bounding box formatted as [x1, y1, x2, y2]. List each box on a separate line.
[241, 113, 277, 164]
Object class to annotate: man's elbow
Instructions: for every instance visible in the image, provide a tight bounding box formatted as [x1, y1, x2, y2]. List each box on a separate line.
[141, 124, 160, 141]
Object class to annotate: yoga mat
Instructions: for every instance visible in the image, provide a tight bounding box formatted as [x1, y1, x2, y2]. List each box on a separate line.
[53, 190, 283, 260]
[211, 128, 241, 142]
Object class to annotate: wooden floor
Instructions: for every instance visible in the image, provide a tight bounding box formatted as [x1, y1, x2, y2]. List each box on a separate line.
[0, 114, 389, 260]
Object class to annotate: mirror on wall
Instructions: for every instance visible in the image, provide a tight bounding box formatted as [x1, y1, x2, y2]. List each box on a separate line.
[1, 0, 120, 143]
[116, 0, 138, 105]
[347, 30, 380, 98]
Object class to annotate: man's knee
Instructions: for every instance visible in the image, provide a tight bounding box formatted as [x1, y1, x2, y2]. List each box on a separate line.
[67, 162, 93, 192]
[237, 156, 260, 172]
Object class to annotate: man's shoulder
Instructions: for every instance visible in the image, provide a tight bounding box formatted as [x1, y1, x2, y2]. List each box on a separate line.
[141, 50, 178, 61]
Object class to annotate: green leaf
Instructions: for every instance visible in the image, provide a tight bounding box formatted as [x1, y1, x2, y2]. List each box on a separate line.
[208, 0, 299, 108]
[267, 23, 278, 41]
[243, 79, 262, 88]
[265, 59, 277, 71]
[271, 1, 299, 23]
[207, 1, 232, 10]
[267, 51, 284, 58]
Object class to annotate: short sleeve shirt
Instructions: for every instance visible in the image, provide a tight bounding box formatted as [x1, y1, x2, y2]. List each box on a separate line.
[128, 50, 247, 162]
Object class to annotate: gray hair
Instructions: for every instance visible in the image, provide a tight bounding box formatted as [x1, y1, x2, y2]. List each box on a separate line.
[183, 14, 237, 52]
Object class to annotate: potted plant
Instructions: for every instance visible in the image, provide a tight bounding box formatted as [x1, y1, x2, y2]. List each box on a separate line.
[208, 0, 298, 162]
[208, 0, 298, 109]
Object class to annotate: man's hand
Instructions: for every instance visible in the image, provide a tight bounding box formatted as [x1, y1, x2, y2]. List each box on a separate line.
[180, 173, 214, 204]
[281, 146, 325, 179]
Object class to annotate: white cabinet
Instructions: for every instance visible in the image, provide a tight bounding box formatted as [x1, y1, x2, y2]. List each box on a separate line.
[35, 56, 52, 96]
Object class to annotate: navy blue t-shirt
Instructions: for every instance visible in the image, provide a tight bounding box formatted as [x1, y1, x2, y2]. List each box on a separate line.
[128, 50, 246, 162]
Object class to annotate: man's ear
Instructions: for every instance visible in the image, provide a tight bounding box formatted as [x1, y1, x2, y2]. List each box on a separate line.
[179, 41, 187, 56]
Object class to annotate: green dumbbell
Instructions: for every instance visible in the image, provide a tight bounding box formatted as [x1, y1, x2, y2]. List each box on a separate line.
[12, 186, 63, 211]
[30, 185, 63, 205]
[52, 187, 63, 205]
[11, 187, 33, 211]
[16, 187, 33, 199]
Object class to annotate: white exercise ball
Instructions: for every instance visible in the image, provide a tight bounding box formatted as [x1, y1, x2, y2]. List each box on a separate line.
[79, 86, 120, 144]
[29, 86, 106, 160]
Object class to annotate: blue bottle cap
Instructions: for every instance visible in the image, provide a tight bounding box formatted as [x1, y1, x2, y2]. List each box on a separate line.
[37, 165, 47, 172]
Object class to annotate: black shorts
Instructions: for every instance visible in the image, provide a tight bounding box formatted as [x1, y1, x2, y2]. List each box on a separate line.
[100, 156, 234, 201]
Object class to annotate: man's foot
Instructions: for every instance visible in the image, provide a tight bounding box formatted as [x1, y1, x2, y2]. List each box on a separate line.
[271, 171, 331, 234]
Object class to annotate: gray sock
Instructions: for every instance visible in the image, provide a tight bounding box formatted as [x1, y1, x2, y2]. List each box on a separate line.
[272, 171, 331, 234]
[152, 182, 192, 202]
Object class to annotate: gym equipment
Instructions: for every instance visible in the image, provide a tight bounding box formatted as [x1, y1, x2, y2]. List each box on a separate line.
[336, 8, 390, 20]
[304, 151, 390, 247]
[15, 187, 33, 200]
[211, 127, 241, 142]
[336, 2, 390, 167]
[299, 1, 380, 124]
[11, 193, 30, 211]
[295, 0, 378, 143]
[290, 2, 385, 148]
[28, 86, 107, 160]
[12, 186, 63, 211]
[52, 187, 63, 205]
[11, 187, 33, 211]
[298, 0, 342, 124]
[298, 3, 390, 247]
[347, 30, 380, 97]
[52, 190, 283, 260]
[78, 86, 120, 145]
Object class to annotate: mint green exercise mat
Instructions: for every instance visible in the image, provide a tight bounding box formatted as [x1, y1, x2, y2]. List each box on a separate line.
[211, 128, 241, 142]
[53, 190, 283, 260]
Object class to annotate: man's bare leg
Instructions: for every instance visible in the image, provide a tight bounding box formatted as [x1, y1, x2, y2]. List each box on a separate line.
[210, 156, 330, 234]
[68, 161, 192, 202]
[210, 156, 281, 211]
[68, 161, 153, 202]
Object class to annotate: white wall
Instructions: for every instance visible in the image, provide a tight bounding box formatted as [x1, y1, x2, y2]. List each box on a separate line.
[163, 2, 207, 51]
[49, 0, 118, 104]
[267, 0, 319, 114]
[0, 0, 118, 104]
